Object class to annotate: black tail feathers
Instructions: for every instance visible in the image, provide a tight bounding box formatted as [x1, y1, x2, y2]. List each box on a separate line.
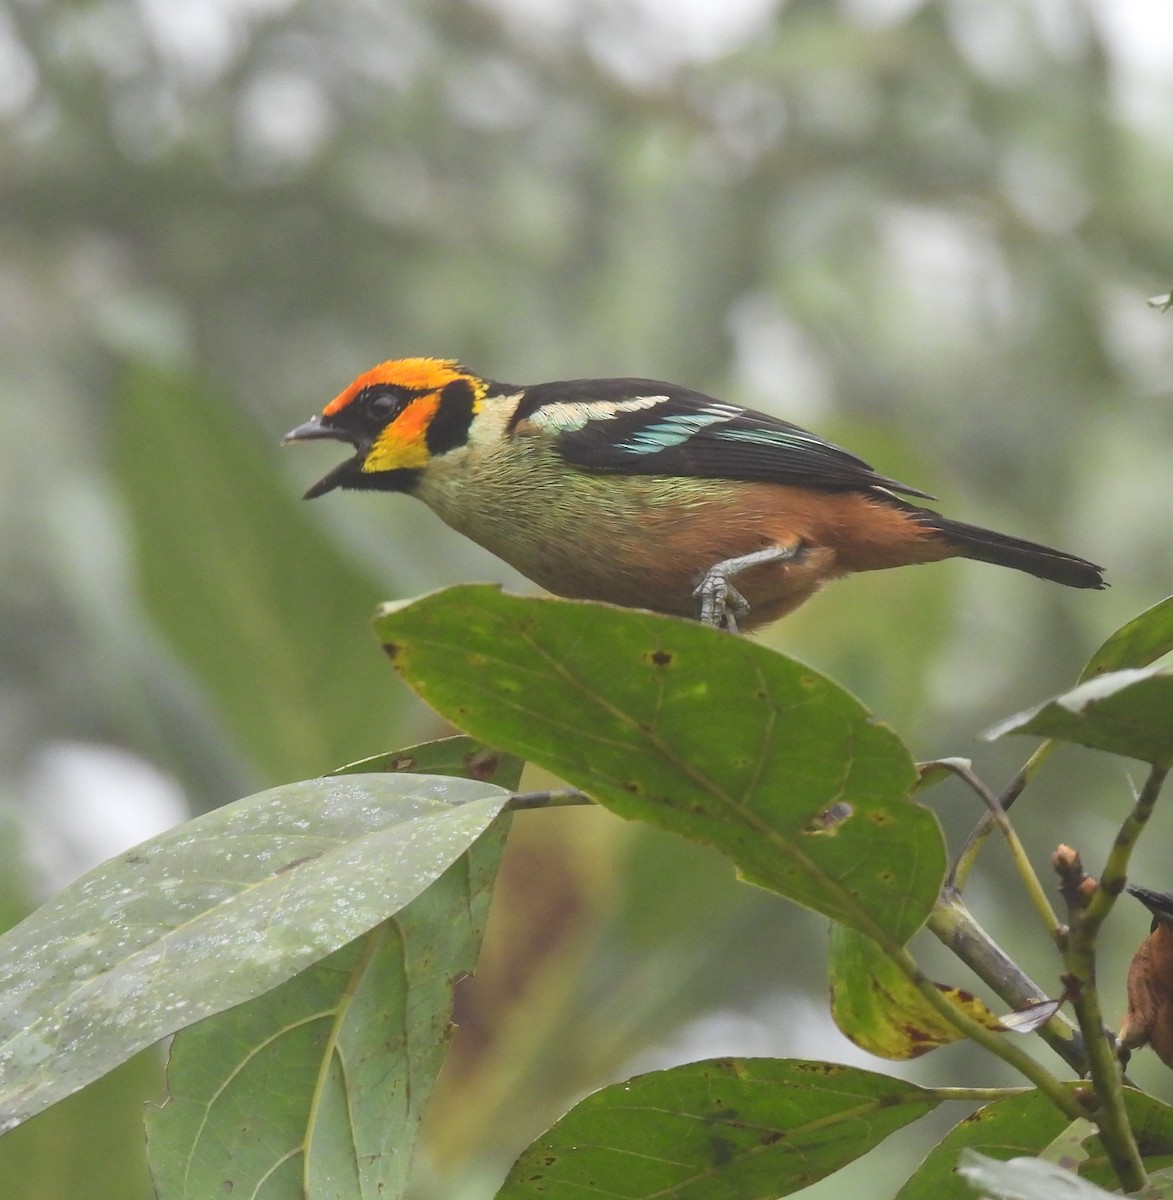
[923, 513, 1107, 590]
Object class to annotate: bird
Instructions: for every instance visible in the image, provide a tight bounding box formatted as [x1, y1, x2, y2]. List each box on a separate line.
[283, 357, 1106, 632]
[1119, 885, 1173, 1070]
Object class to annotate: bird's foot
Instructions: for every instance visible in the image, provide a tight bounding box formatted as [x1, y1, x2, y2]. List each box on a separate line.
[693, 545, 798, 632]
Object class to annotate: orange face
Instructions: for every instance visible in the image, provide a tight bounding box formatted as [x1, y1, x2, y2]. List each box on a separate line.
[284, 358, 489, 497]
[364, 388, 443, 471]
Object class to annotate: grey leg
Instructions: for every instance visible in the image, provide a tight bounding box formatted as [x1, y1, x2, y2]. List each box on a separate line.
[693, 545, 799, 630]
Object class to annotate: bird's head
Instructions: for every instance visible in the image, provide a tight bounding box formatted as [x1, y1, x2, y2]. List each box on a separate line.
[283, 357, 490, 498]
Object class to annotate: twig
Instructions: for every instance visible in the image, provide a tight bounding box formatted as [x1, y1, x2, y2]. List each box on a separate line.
[926, 1086, 1035, 1103]
[883, 940, 1085, 1121]
[927, 893, 1087, 1074]
[1083, 764, 1169, 936]
[928, 759, 1060, 936]
[1053, 841, 1148, 1193]
[950, 742, 1054, 890]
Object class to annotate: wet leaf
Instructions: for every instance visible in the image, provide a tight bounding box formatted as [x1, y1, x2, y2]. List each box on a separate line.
[147, 824, 505, 1200]
[0, 773, 508, 1130]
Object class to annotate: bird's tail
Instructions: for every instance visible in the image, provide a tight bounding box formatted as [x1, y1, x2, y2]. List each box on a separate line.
[918, 512, 1107, 590]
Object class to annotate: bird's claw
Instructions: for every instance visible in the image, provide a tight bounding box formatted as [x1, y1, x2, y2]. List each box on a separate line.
[693, 544, 799, 632]
[693, 571, 750, 631]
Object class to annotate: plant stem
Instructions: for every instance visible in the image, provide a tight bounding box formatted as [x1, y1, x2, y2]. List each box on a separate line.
[925, 1086, 1035, 1103]
[927, 892, 1087, 1073]
[1050, 765, 1170, 1196]
[885, 941, 1085, 1120]
[1084, 763, 1169, 935]
[950, 741, 1055, 890]
[929, 759, 1060, 937]
[1055, 859, 1147, 1191]
[1070, 764, 1167, 1190]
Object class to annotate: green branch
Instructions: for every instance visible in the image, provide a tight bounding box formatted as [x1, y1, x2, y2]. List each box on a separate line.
[950, 741, 1055, 891]
[930, 759, 1060, 937]
[928, 893, 1087, 1073]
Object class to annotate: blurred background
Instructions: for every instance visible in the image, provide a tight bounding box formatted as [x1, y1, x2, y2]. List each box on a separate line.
[1, 0, 1171, 1195]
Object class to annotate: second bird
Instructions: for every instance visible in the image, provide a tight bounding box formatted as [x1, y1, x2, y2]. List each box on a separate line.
[284, 358, 1106, 632]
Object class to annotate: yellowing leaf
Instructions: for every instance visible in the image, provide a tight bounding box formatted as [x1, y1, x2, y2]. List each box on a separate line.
[830, 925, 1004, 1059]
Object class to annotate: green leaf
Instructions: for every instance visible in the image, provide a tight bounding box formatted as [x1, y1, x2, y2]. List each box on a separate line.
[376, 587, 942, 944]
[896, 1092, 1070, 1200]
[0, 773, 508, 1131]
[988, 667, 1173, 767]
[1079, 596, 1173, 681]
[147, 824, 505, 1200]
[331, 734, 524, 789]
[1093, 1091, 1173, 1182]
[1137, 1170, 1173, 1199]
[896, 1089, 1173, 1200]
[829, 925, 1004, 1059]
[111, 365, 396, 782]
[497, 1058, 938, 1200]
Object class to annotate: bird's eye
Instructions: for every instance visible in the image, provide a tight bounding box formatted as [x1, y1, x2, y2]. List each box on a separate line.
[369, 391, 399, 419]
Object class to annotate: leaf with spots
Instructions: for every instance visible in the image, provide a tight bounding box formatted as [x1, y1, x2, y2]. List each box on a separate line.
[376, 586, 945, 944]
[496, 1058, 939, 1200]
[0, 773, 509, 1132]
[895, 1092, 1072, 1200]
[330, 733, 524, 789]
[895, 1090, 1173, 1200]
[146, 824, 506, 1200]
[829, 925, 1007, 1060]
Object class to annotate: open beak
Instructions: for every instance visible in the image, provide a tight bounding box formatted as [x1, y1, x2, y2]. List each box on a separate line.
[282, 415, 362, 499]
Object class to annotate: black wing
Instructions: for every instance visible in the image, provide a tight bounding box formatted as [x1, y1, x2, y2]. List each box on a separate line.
[510, 378, 933, 498]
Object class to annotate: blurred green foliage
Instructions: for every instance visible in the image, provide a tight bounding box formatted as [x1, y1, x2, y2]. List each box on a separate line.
[1, 0, 1171, 1196]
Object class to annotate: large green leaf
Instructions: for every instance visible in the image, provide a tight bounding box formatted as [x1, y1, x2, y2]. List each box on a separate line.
[497, 1058, 938, 1200]
[1079, 597, 1173, 681]
[988, 667, 1173, 768]
[375, 586, 943, 944]
[147, 823, 505, 1200]
[111, 365, 397, 782]
[0, 773, 508, 1130]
